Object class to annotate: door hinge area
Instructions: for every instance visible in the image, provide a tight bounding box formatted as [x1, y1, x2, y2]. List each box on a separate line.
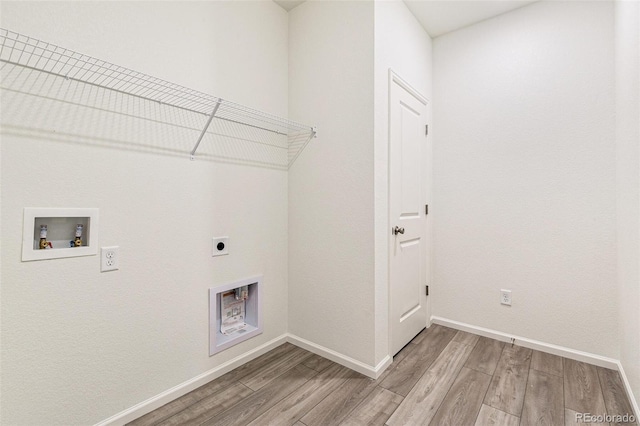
[425, 204, 429, 215]
[426, 285, 429, 296]
[425, 124, 429, 136]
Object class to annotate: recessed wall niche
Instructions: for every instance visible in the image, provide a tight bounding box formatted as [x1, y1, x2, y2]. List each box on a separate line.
[209, 276, 263, 355]
[22, 207, 99, 261]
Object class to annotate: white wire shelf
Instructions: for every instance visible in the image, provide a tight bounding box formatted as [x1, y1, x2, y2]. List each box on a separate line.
[0, 28, 317, 168]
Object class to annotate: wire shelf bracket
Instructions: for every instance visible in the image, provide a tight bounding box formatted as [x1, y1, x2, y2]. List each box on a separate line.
[0, 28, 317, 169]
[191, 100, 221, 161]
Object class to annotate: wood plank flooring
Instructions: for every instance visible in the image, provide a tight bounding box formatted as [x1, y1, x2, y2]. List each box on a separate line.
[129, 326, 638, 426]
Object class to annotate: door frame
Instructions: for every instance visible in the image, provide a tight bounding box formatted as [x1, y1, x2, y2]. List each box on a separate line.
[387, 69, 431, 356]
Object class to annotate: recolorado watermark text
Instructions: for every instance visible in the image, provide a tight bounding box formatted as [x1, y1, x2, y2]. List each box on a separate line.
[575, 412, 636, 423]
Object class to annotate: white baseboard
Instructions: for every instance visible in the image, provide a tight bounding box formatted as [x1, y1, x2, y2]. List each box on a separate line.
[286, 333, 392, 379]
[95, 334, 288, 426]
[431, 316, 619, 369]
[615, 361, 640, 420]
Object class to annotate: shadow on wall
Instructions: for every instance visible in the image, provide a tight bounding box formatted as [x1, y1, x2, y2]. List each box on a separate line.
[0, 62, 292, 171]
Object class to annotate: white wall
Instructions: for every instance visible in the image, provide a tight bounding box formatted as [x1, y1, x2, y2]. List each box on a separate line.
[433, 1, 618, 357]
[373, 0, 432, 364]
[288, 1, 376, 366]
[615, 0, 640, 410]
[0, 2, 289, 424]
[2, 1, 633, 423]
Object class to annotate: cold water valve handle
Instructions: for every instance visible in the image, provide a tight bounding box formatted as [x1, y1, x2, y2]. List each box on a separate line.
[71, 224, 83, 247]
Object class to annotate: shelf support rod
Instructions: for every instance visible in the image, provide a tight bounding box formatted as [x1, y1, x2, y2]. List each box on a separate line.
[190, 99, 222, 161]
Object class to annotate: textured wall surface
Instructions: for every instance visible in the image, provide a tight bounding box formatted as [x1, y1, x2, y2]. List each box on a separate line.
[433, 1, 618, 357]
[373, 0, 433, 364]
[288, 1, 376, 365]
[0, 2, 289, 424]
[615, 0, 640, 410]
[2, 1, 634, 423]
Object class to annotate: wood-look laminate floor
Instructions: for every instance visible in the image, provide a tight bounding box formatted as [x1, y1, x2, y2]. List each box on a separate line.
[129, 325, 637, 426]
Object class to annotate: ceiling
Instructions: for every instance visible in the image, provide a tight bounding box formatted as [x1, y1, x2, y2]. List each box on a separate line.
[403, 0, 538, 37]
[273, 0, 306, 11]
[273, 0, 538, 38]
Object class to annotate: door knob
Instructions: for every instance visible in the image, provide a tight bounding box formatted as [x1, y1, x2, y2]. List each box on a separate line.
[393, 226, 405, 235]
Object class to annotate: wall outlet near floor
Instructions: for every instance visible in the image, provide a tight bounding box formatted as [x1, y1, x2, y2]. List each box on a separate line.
[101, 246, 119, 272]
[500, 289, 512, 306]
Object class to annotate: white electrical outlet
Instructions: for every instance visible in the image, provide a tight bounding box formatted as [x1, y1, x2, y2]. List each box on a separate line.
[500, 289, 512, 306]
[101, 246, 119, 272]
[212, 237, 229, 257]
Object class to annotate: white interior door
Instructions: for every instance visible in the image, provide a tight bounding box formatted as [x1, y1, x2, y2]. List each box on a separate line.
[389, 72, 429, 356]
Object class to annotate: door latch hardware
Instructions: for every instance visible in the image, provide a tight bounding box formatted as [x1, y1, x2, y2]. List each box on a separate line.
[393, 226, 405, 235]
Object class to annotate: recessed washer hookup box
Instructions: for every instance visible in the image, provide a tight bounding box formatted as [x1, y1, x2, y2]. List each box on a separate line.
[209, 276, 263, 355]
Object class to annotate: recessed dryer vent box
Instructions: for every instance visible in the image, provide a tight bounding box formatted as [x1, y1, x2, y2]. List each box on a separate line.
[22, 208, 99, 261]
[209, 275, 263, 356]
